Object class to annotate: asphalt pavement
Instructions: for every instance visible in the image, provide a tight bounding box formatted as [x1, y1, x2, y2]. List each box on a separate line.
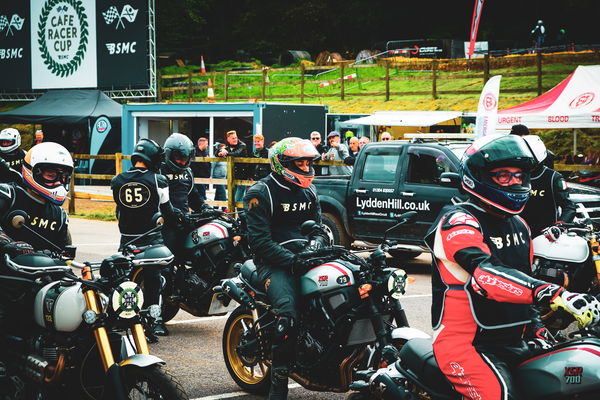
[69, 217, 434, 400]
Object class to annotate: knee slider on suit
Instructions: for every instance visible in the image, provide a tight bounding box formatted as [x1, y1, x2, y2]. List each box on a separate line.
[274, 315, 296, 343]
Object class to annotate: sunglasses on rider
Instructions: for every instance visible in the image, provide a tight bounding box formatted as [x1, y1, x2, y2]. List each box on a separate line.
[310, 137, 320, 141]
[491, 170, 524, 184]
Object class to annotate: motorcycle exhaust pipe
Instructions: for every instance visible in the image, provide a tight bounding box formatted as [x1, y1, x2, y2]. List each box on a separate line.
[370, 369, 418, 400]
[221, 279, 256, 310]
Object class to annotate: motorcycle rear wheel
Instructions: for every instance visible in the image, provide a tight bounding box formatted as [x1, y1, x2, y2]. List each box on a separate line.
[122, 365, 188, 399]
[222, 307, 270, 395]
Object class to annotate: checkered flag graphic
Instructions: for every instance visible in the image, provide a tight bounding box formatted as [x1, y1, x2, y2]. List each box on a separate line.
[121, 4, 138, 22]
[0, 15, 9, 32]
[102, 6, 119, 25]
[9, 14, 24, 31]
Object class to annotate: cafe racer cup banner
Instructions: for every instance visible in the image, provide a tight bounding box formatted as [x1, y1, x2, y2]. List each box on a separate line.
[0, 0, 150, 91]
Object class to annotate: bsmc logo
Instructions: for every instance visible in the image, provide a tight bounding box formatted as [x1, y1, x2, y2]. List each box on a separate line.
[569, 92, 595, 109]
[106, 42, 136, 55]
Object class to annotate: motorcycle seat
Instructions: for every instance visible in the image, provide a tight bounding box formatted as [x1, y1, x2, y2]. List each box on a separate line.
[398, 338, 459, 399]
[240, 260, 266, 297]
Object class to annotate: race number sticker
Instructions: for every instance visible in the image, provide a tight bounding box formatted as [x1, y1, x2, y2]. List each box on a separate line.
[118, 182, 151, 208]
[111, 281, 144, 319]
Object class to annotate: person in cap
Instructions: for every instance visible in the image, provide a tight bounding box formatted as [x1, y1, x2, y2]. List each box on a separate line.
[309, 131, 326, 176]
[322, 131, 351, 175]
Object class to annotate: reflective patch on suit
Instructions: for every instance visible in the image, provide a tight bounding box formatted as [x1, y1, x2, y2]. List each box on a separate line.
[264, 278, 271, 291]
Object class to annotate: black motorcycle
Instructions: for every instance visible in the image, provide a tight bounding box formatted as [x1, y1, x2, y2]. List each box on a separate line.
[0, 213, 187, 400]
[127, 210, 251, 322]
[215, 212, 429, 394]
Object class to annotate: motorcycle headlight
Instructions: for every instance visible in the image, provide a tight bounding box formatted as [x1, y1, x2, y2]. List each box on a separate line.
[111, 281, 144, 319]
[387, 269, 407, 299]
[148, 304, 161, 320]
[82, 310, 97, 325]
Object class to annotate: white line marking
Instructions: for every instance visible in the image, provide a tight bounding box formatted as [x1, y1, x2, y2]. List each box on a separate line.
[403, 294, 432, 298]
[191, 384, 301, 399]
[166, 315, 228, 325]
[74, 243, 119, 246]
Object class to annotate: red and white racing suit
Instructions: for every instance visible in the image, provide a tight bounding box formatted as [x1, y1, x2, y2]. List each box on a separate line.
[427, 202, 553, 400]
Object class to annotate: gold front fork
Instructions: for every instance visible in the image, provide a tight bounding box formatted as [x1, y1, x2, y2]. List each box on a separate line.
[83, 289, 115, 372]
[132, 323, 150, 355]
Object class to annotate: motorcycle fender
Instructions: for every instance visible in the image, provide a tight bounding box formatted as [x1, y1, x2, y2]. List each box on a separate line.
[391, 327, 431, 341]
[119, 354, 165, 368]
[207, 292, 238, 315]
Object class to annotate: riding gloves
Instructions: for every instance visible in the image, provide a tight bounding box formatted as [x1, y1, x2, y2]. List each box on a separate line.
[535, 284, 600, 328]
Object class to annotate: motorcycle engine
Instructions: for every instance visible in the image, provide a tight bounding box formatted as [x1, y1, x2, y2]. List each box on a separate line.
[183, 269, 211, 300]
[297, 330, 325, 366]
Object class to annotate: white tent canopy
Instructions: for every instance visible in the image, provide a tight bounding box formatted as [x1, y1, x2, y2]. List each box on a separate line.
[497, 65, 600, 129]
[341, 110, 462, 127]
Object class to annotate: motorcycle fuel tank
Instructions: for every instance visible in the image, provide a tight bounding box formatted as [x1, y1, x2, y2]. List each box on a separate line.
[516, 339, 600, 399]
[33, 281, 86, 332]
[533, 232, 589, 263]
[300, 261, 355, 296]
[185, 220, 231, 250]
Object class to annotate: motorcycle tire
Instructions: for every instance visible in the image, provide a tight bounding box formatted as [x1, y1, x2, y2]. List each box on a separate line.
[222, 307, 270, 395]
[122, 365, 188, 399]
[131, 267, 180, 323]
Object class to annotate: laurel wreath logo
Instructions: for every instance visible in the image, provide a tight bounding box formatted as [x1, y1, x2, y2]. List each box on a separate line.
[37, 0, 88, 77]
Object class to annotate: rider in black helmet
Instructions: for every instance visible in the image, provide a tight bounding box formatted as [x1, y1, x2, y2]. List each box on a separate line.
[426, 134, 600, 400]
[111, 138, 186, 337]
[243, 137, 329, 400]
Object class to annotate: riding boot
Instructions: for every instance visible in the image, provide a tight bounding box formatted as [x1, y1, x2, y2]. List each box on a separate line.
[268, 367, 289, 400]
[153, 317, 169, 336]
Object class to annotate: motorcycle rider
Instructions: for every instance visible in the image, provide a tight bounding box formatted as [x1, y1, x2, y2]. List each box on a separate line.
[243, 137, 328, 400]
[111, 138, 187, 337]
[0, 128, 26, 183]
[427, 134, 600, 400]
[160, 133, 212, 258]
[0, 142, 73, 397]
[520, 135, 576, 236]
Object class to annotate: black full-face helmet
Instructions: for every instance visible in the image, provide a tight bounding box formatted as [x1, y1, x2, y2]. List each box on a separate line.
[164, 133, 195, 172]
[461, 134, 536, 215]
[131, 138, 163, 172]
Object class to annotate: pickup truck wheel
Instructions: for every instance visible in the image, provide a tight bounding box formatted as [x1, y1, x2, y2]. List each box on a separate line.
[322, 212, 350, 248]
[388, 250, 422, 260]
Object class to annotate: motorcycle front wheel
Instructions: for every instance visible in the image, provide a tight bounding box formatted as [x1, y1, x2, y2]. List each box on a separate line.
[222, 307, 270, 395]
[122, 365, 188, 399]
[132, 267, 181, 323]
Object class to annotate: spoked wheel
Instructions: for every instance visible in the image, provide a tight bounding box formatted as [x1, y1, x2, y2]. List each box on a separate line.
[122, 365, 188, 399]
[222, 307, 270, 394]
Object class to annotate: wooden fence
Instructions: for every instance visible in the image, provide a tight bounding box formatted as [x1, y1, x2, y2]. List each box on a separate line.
[69, 154, 347, 214]
[158, 52, 600, 102]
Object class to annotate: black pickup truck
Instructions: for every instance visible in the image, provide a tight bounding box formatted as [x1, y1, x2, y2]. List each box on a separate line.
[314, 139, 600, 256]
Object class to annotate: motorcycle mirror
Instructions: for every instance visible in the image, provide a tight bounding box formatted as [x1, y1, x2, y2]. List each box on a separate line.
[383, 211, 417, 242]
[300, 220, 318, 236]
[7, 210, 28, 229]
[439, 172, 461, 189]
[62, 245, 77, 260]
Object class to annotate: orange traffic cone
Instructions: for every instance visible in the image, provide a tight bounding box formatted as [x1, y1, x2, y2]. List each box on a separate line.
[207, 79, 215, 103]
[200, 55, 206, 74]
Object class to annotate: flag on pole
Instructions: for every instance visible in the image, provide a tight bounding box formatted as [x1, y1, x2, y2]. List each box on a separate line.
[121, 5, 138, 22]
[467, 0, 485, 59]
[200, 56, 206, 74]
[475, 75, 501, 138]
[9, 14, 24, 31]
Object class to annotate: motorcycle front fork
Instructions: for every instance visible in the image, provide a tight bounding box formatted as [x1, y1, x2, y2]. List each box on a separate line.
[590, 236, 600, 286]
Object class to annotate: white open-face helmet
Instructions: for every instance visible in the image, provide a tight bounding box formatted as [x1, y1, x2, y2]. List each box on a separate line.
[22, 142, 74, 205]
[522, 135, 547, 164]
[0, 128, 21, 153]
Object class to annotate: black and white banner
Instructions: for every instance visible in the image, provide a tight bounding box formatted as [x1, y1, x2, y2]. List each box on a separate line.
[0, 0, 150, 91]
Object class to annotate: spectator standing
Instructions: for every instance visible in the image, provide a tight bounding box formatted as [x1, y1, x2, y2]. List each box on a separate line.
[251, 134, 270, 181]
[344, 136, 360, 166]
[358, 136, 370, 149]
[217, 130, 248, 206]
[33, 129, 44, 146]
[212, 142, 228, 206]
[380, 131, 392, 141]
[309, 131, 326, 176]
[191, 137, 211, 200]
[322, 131, 352, 175]
[531, 19, 546, 49]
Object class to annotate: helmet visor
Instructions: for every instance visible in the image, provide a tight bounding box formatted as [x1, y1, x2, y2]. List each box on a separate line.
[34, 164, 72, 188]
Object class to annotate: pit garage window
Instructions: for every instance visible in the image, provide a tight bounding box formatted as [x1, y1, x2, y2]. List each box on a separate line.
[406, 147, 457, 185]
[361, 153, 400, 182]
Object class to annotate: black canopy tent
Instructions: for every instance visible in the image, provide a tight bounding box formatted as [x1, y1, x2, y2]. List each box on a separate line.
[0, 89, 122, 176]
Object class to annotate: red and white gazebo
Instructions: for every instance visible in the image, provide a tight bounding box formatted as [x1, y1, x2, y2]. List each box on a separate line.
[497, 65, 600, 129]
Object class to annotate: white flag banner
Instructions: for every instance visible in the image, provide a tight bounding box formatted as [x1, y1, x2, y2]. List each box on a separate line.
[475, 75, 502, 138]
